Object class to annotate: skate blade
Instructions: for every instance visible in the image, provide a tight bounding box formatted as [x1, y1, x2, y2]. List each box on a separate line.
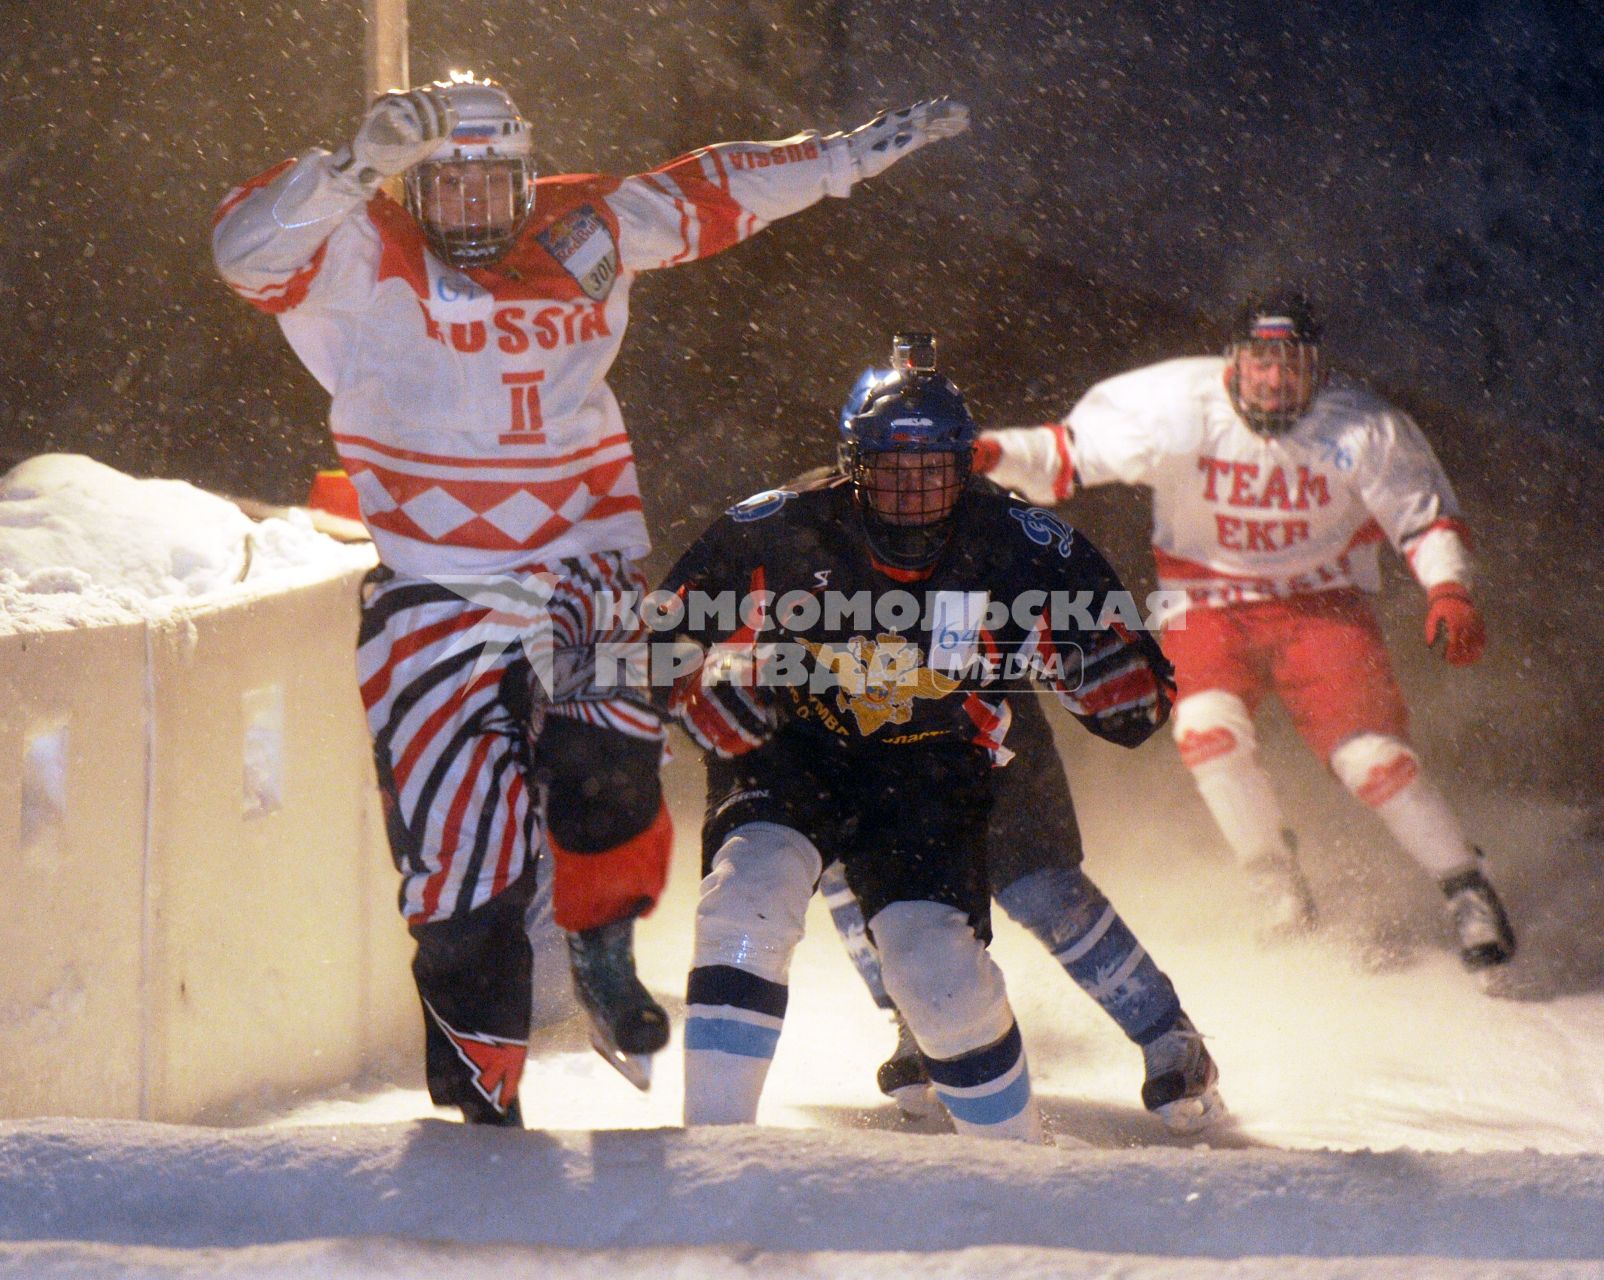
[887, 1081, 942, 1121]
[1462, 942, 1515, 974]
[587, 1025, 655, 1092]
[1255, 905, 1318, 946]
[1155, 1085, 1229, 1135]
[1476, 960, 1523, 999]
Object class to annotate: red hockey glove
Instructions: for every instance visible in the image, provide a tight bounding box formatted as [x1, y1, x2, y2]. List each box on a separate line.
[1424, 582, 1486, 666]
[667, 663, 775, 759]
[971, 435, 1002, 475]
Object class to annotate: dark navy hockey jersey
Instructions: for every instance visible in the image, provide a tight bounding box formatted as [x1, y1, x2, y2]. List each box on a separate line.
[655, 472, 1174, 761]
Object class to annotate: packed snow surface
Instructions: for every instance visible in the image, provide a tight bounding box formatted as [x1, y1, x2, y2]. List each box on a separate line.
[4, 762, 1603, 1277]
[3, 1119, 1604, 1278]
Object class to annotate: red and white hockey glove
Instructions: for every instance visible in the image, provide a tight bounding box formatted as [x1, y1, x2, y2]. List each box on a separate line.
[667, 660, 775, 759]
[1424, 582, 1486, 666]
[976, 425, 1074, 506]
[1057, 628, 1175, 747]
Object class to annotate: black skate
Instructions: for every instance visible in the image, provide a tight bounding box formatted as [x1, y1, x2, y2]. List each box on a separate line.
[1141, 1013, 1227, 1133]
[877, 1012, 939, 1119]
[1441, 862, 1516, 971]
[459, 1095, 524, 1128]
[567, 918, 670, 1091]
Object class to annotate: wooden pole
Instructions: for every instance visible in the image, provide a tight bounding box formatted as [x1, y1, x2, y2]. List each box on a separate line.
[363, 0, 409, 102]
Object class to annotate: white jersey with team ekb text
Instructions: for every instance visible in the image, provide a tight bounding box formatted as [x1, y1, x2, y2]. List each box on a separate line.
[985, 357, 1472, 625]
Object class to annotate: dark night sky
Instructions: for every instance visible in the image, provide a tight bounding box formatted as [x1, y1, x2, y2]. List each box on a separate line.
[3, 1, 1601, 795]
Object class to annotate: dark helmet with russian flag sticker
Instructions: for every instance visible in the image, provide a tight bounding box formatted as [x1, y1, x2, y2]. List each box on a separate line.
[1224, 291, 1327, 436]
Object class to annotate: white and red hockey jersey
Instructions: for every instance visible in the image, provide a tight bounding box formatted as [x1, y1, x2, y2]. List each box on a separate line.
[213, 134, 856, 576]
[982, 357, 1472, 622]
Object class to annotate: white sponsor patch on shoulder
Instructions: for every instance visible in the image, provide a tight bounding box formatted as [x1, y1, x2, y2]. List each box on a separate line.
[927, 591, 987, 675]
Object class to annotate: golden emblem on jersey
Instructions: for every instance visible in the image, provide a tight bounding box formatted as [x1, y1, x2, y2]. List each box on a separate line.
[801, 633, 960, 737]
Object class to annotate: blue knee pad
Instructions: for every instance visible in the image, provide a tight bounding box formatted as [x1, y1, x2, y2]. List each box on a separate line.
[995, 867, 1181, 1045]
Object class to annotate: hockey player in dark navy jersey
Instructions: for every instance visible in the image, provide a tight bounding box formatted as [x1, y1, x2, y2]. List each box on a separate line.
[654, 336, 1222, 1139]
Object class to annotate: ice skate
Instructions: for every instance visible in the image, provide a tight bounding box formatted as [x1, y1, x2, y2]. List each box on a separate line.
[1244, 834, 1317, 941]
[567, 918, 669, 1091]
[458, 1096, 524, 1128]
[1141, 1014, 1227, 1133]
[1441, 862, 1516, 972]
[877, 1011, 940, 1120]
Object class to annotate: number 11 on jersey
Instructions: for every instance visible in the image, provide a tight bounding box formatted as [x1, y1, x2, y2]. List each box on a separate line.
[500, 370, 547, 444]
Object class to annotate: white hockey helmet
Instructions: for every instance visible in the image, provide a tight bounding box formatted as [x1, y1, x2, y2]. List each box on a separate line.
[403, 73, 536, 269]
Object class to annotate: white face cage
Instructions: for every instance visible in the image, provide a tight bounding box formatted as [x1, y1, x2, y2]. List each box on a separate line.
[402, 76, 536, 269]
[405, 158, 535, 268]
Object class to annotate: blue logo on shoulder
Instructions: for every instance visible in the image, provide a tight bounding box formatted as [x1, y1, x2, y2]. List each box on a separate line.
[727, 489, 797, 523]
[436, 273, 486, 303]
[1316, 437, 1357, 472]
[1009, 505, 1076, 557]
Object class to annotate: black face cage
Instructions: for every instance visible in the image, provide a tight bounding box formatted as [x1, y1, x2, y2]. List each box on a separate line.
[405, 159, 535, 269]
[1226, 338, 1324, 436]
[848, 445, 973, 570]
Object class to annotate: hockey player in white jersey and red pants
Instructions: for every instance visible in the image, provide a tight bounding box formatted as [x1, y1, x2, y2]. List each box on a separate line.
[212, 73, 969, 1123]
[979, 292, 1515, 973]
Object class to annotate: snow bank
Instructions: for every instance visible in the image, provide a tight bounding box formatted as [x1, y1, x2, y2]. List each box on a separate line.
[1, 1120, 1601, 1276]
[0, 454, 373, 632]
[0, 454, 410, 1124]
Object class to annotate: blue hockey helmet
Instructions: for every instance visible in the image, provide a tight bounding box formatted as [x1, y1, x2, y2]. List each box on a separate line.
[838, 352, 979, 573]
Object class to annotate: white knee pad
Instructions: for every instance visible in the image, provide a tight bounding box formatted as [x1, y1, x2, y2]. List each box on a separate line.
[1329, 734, 1421, 805]
[870, 900, 1014, 1062]
[1329, 735, 1474, 878]
[694, 821, 821, 984]
[1171, 690, 1257, 769]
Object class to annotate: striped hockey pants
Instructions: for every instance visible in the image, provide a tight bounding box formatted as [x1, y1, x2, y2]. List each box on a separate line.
[356, 552, 668, 1120]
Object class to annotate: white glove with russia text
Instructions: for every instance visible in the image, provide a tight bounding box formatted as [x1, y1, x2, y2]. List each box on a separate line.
[331, 87, 457, 192]
[839, 98, 970, 182]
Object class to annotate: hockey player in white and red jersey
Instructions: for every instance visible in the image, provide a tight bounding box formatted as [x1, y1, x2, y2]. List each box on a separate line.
[977, 292, 1516, 973]
[211, 72, 969, 1123]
